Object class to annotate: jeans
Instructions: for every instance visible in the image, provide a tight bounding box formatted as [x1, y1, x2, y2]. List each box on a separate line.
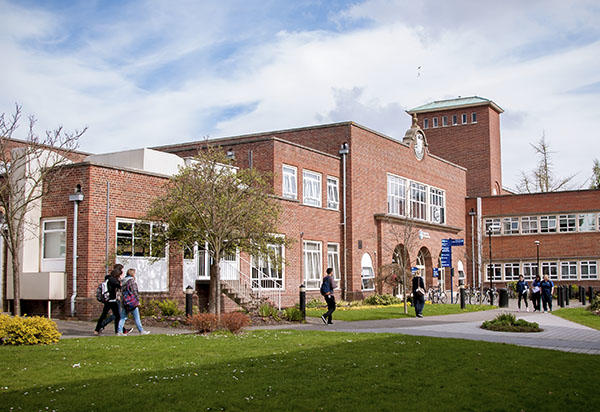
[95, 301, 120, 334]
[541, 293, 553, 311]
[323, 295, 336, 323]
[413, 295, 425, 316]
[531, 292, 541, 311]
[518, 292, 529, 309]
[118, 306, 144, 333]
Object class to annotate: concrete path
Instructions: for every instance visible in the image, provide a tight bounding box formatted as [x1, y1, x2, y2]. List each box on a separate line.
[53, 319, 193, 339]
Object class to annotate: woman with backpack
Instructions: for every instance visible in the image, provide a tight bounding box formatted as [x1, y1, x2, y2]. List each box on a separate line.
[117, 268, 150, 335]
[94, 265, 123, 335]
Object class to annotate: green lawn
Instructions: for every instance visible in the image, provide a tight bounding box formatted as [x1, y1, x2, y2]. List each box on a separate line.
[4, 330, 595, 412]
[552, 307, 600, 330]
[306, 303, 495, 321]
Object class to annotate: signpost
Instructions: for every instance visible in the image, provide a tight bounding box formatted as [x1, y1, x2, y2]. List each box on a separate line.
[440, 238, 464, 304]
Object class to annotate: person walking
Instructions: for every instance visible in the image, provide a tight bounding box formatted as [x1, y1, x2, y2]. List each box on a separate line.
[94, 266, 123, 335]
[320, 268, 336, 325]
[516, 275, 529, 312]
[540, 274, 554, 312]
[412, 271, 426, 318]
[117, 269, 150, 335]
[531, 274, 542, 312]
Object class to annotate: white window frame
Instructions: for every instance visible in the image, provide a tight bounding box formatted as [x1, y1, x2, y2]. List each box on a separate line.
[504, 263, 520, 281]
[116, 219, 165, 258]
[521, 216, 538, 234]
[303, 240, 322, 289]
[522, 262, 538, 280]
[542, 262, 559, 280]
[41, 218, 67, 272]
[302, 170, 322, 207]
[502, 217, 519, 235]
[540, 215, 557, 233]
[485, 218, 501, 235]
[578, 213, 597, 232]
[409, 181, 427, 220]
[423, 118, 429, 129]
[442, 116, 448, 127]
[580, 261, 598, 280]
[326, 176, 339, 210]
[429, 187, 445, 224]
[327, 243, 341, 284]
[251, 242, 285, 290]
[560, 261, 578, 280]
[361, 253, 375, 291]
[282, 164, 297, 200]
[486, 264, 502, 281]
[559, 214, 576, 232]
[387, 174, 406, 216]
[471, 112, 477, 123]
[432, 117, 439, 128]
[461, 113, 467, 124]
[452, 114, 458, 126]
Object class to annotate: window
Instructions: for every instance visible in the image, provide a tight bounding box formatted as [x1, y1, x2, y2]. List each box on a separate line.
[361, 253, 375, 290]
[486, 264, 502, 281]
[471, 112, 477, 123]
[442, 116, 448, 126]
[540, 216, 557, 233]
[116, 220, 165, 258]
[282, 165, 297, 200]
[521, 216, 538, 234]
[302, 170, 321, 207]
[559, 214, 576, 232]
[252, 243, 284, 289]
[542, 262, 558, 280]
[429, 188, 445, 224]
[423, 118, 429, 129]
[387, 174, 406, 216]
[522, 262, 538, 280]
[326, 177, 339, 210]
[581, 261, 598, 279]
[502, 217, 519, 235]
[504, 263, 520, 281]
[327, 243, 341, 282]
[461, 113, 467, 124]
[410, 182, 427, 220]
[42, 219, 66, 259]
[303, 241, 322, 289]
[578, 213, 597, 232]
[432, 117, 439, 128]
[452, 114, 458, 125]
[485, 218, 501, 235]
[560, 261, 578, 280]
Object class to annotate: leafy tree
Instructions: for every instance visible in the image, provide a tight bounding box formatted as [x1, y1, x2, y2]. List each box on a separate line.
[147, 147, 284, 315]
[0, 104, 85, 315]
[517, 133, 576, 193]
[590, 159, 600, 190]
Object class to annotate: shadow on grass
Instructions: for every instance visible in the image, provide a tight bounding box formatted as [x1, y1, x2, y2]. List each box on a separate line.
[1, 331, 597, 411]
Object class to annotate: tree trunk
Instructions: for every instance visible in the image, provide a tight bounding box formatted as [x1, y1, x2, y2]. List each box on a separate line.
[402, 274, 408, 315]
[209, 260, 220, 314]
[12, 250, 22, 316]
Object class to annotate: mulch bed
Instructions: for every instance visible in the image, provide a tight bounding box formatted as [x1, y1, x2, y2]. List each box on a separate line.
[140, 314, 298, 330]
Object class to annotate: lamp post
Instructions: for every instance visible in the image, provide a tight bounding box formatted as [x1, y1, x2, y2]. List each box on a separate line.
[534, 240, 540, 277]
[468, 208, 477, 288]
[488, 225, 494, 306]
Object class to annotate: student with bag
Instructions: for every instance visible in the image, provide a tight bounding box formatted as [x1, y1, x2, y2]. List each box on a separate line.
[516, 274, 529, 312]
[117, 268, 150, 335]
[412, 271, 426, 318]
[94, 265, 123, 335]
[320, 268, 336, 325]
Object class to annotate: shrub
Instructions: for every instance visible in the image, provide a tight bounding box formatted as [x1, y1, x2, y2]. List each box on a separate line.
[283, 307, 303, 322]
[481, 312, 541, 332]
[188, 313, 218, 333]
[156, 299, 184, 317]
[0, 314, 61, 345]
[571, 285, 579, 297]
[306, 298, 324, 308]
[220, 312, 250, 333]
[138, 298, 160, 317]
[363, 294, 403, 306]
[258, 303, 279, 320]
[589, 296, 600, 312]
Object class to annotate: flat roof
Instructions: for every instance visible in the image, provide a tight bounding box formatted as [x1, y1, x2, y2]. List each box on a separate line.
[408, 96, 503, 114]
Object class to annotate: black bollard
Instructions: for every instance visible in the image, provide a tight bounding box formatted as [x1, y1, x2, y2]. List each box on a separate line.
[299, 284, 306, 321]
[581, 287, 586, 305]
[560, 286, 566, 308]
[589, 287, 594, 303]
[460, 287, 466, 310]
[185, 286, 194, 317]
[568, 284, 573, 299]
[565, 285, 570, 306]
[557, 285, 562, 307]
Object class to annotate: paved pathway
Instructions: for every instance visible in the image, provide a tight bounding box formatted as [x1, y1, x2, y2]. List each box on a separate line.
[54, 319, 192, 339]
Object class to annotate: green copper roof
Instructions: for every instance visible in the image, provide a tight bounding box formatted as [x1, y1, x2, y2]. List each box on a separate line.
[408, 96, 503, 114]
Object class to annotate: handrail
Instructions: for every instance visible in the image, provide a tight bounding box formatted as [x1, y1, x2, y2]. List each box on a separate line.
[219, 258, 282, 310]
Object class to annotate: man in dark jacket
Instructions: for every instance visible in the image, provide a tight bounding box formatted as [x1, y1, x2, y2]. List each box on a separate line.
[320, 268, 336, 325]
[94, 264, 123, 335]
[412, 272, 426, 318]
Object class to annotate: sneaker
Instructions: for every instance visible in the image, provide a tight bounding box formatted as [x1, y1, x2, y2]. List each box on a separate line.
[517, 308, 520, 312]
[141, 330, 151, 335]
[327, 322, 333, 325]
[117, 332, 127, 336]
[417, 314, 424, 318]
[321, 315, 327, 324]
[123, 327, 134, 335]
[526, 308, 530, 312]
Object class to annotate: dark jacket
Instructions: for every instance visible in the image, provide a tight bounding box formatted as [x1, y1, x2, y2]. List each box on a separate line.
[412, 275, 425, 294]
[107, 276, 121, 301]
[321, 275, 336, 295]
[540, 279, 554, 295]
[516, 280, 529, 294]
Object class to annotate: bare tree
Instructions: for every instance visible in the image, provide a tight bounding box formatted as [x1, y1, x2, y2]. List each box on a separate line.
[0, 104, 85, 315]
[517, 133, 576, 193]
[590, 159, 600, 190]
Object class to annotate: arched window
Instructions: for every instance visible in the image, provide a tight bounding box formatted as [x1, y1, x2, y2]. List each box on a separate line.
[416, 250, 426, 278]
[457, 260, 465, 280]
[361, 253, 375, 291]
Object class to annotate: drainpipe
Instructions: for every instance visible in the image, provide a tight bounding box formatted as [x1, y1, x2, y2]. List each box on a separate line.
[338, 143, 349, 300]
[69, 185, 84, 317]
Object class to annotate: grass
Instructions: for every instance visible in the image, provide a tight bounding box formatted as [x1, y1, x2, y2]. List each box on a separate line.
[1, 331, 598, 411]
[552, 307, 600, 330]
[306, 303, 494, 321]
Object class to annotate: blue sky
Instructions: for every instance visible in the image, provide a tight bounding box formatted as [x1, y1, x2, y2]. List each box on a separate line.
[1, 0, 599, 190]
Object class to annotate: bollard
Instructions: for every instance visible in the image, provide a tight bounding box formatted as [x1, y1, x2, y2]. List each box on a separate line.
[565, 285, 570, 306]
[299, 284, 306, 321]
[560, 286, 566, 308]
[557, 285, 562, 307]
[460, 287, 466, 310]
[185, 285, 194, 317]
[568, 284, 573, 299]
[581, 287, 586, 305]
[589, 287, 594, 304]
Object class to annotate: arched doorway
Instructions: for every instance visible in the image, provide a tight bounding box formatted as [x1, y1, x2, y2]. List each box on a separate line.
[417, 247, 432, 287]
[391, 244, 410, 297]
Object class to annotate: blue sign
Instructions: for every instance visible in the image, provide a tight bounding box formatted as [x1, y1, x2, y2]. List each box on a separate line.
[441, 257, 452, 267]
[411, 267, 418, 273]
[432, 268, 439, 278]
[441, 239, 451, 246]
[451, 239, 464, 246]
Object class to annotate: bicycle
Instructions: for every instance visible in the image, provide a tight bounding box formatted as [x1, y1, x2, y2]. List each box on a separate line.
[482, 287, 499, 305]
[427, 287, 447, 304]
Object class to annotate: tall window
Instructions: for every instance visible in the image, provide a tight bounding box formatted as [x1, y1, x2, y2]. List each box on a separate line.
[485, 218, 501, 235]
[581, 261, 598, 279]
[387, 174, 406, 216]
[542, 262, 559, 280]
[559, 214, 576, 232]
[540, 216, 557, 233]
[521, 216, 538, 234]
[116, 220, 165, 258]
[578, 213, 597, 232]
[410, 181, 427, 220]
[471, 112, 477, 123]
[282, 165, 297, 200]
[302, 170, 322, 207]
[423, 118, 429, 129]
[327, 243, 341, 282]
[432, 117, 439, 128]
[522, 262, 538, 280]
[486, 264, 502, 281]
[361, 253, 375, 290]
[303, 241, 322, 289]
[429, 188, 445, 224]
[252, 243, 284, 289]
[502, 217, 519, 235]
[452, 114, 458, 125]
[504, 263, 520, 281]
[42, 219, 66, 259]
[326, 177, 339, 210]
[461, 113, 467, 124]
[560, 261, 578, 280]
[442, 116, 448, 126]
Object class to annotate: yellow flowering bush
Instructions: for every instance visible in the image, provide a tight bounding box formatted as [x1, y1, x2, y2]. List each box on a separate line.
[0, 314, 61, 345]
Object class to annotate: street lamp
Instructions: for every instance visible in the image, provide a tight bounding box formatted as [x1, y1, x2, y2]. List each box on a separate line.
[534, 240, 540, 277]
[468, 208, 477, 288]
[488, 225, 494, 305]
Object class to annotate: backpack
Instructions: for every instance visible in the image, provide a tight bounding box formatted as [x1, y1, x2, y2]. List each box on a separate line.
[121, 278, 139, 310]
[320, 276, 331, 296]
[95, 279, 110, 303]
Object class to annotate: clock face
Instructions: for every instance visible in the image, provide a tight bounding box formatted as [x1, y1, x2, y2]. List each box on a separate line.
[414, 133, 424, 160]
